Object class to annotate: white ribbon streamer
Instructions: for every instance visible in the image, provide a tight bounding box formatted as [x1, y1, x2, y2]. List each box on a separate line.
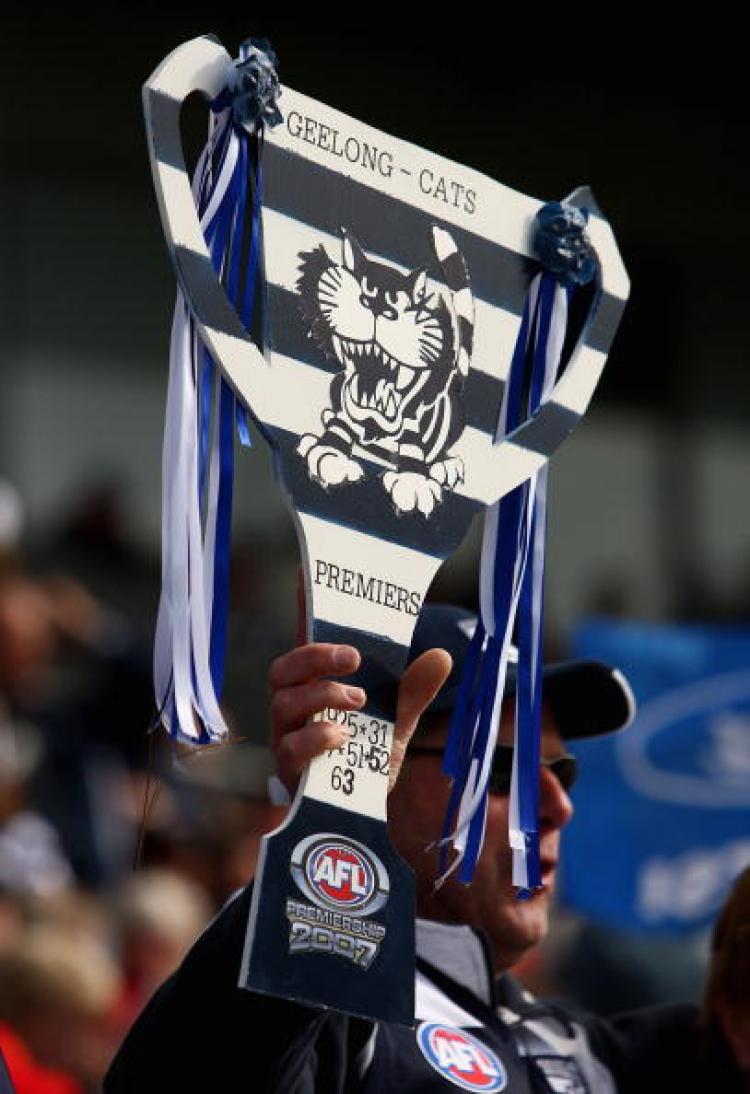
[153, 113, 242, 744]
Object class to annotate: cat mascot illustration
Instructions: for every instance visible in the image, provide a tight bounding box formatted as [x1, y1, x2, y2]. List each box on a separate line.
[296, 226, 474, 517]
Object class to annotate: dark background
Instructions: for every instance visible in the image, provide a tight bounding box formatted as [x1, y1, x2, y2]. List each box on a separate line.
[0, 15, 745, 1059]
[1, 13, 747, 637]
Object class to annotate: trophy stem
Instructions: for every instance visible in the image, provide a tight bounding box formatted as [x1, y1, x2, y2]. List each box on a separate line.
[241, 686, 416, 1024]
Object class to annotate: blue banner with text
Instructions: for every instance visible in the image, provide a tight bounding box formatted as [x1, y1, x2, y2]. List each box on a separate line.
[559, 619, 750, 934]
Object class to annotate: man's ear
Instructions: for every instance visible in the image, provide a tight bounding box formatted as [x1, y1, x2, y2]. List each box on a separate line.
[717, 1002, 750, 1070]
[341, 230, 366, 277]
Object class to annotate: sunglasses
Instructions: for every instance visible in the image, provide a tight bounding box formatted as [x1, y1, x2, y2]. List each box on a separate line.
[407, 744, 578, 796]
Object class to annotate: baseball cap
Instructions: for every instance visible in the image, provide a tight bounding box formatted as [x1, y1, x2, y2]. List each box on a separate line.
[409, 604, 636, 740]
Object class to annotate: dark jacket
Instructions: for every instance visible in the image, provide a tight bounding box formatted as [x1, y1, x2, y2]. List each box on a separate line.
[105, 884, 741, 1093]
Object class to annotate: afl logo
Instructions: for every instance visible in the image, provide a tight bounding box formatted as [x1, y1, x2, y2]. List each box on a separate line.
[290, 833, 390, 916]
[417, 1024, 507, 1091]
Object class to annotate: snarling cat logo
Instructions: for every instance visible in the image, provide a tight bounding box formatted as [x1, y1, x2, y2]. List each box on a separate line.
[296, 227, 473, 517]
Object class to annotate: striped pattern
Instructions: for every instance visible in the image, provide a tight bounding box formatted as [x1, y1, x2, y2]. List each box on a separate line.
[143, 37, 274, 427]
[143, 34, 630, 808]
[432, 226, 474, 377]
[144, 36, 631, 1023]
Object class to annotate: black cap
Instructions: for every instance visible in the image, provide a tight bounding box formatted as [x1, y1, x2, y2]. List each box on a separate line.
[409, 604, 636, 740]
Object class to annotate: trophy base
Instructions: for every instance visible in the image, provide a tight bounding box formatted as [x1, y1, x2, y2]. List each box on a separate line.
[240, 797, 415, 1026]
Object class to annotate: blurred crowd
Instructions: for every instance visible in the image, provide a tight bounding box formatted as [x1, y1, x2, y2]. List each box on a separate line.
[0, 475, 747, 1091]
[0, 478, 291, 1091]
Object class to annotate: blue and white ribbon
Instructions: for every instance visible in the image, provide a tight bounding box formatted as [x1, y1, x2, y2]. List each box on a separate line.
[153, 41, 277, 744]
[440, 202, 594, 888]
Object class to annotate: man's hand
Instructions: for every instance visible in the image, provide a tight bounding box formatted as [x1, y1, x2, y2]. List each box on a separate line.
[269, 642, 452, 797]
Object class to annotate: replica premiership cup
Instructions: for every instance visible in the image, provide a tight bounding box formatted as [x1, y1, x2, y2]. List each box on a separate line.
[143, 36, 629, 1024]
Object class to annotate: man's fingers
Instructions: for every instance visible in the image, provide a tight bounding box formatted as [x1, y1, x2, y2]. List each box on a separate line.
[276, 720, 348, 793]
[270, 679, 366, 746]
[269, 643, 360, 690]
[269, 639, 450, 795]
[387, 648, 451, 791]
[268, 638, 363, 796]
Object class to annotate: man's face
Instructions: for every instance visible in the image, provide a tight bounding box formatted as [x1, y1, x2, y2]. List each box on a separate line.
[387, 706, 574, 973]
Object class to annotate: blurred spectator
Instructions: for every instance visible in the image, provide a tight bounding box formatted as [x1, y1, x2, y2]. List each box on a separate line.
[0, 558, 153, 889]
[0, 719, 73, 900]
[0, 890, 23, 957]
[47, 480, 158, 632]
[159, 743, 285, 901]
[0, 577, 58, 707]
[704, 864, 750, 1079]
[555, 917, 706, 1015]
[0, 925, 122, 1092]
[0, 481, 23, 579]
[111, 868, 212, 1028]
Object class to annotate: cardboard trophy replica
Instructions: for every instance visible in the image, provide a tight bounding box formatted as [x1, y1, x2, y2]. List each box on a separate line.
[143, 36, 629, 1025]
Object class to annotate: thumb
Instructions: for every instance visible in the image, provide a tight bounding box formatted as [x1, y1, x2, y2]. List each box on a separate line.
[390, 648, 452, 791]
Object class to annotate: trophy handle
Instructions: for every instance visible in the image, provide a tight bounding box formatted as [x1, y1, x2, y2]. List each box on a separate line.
[142, 36, 276, 424]
[240, 527, 444, 1024]
[240, 623, 419, 1025]
[463, 190, 630, 508]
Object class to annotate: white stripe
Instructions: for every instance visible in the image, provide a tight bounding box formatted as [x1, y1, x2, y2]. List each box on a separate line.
[145, 36, 230, 102]
[466, 437, 547, 507]
[453, 286, 474, 319]
[423, 395, 451, 463]
[298, 512, 441, 648]
[586, 214, 630, 302]
[200, 362, 221, 637]
[421, 391, 446, 448]
[262, 208, 520, 383]
[553, 343, 607, 415]
[431, 225, 460, 264]
[145, 58, 272, 424]
[268, 86, 541, 257]
[400, 443, 424, 460]
[267, 350, 519, 504]
[327, 423, 352, 443]
[268, 89, 631, 304]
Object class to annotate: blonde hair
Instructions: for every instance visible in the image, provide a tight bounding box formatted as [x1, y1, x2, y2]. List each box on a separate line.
[0, 925, 121, 1022]
[115, 868, 212, 947]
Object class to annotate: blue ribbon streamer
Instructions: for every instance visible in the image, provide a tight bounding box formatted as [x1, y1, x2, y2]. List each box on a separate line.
[514, 274, 557, 893]
[440, 295, 534, 880]
[180, 109, 263, 730]
[442, 271, 571, 888]
[207, 120, 263, 699]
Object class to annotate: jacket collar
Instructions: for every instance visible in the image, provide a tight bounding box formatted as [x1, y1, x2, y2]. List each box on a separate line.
[415, 917, 495, 1006]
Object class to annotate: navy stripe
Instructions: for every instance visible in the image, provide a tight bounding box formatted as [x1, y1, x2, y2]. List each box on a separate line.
[262, 142, 529, 315]
[466, 370, 504, 435]
[267, 284, 503, 437]
[586, 293, 626, 354]
[173, 244, 252, 344]
[267, 284, 332, 369]
[458, 314, 474, 353]
[312, 622, 411, 722]
[271, 427, 479, 558]
[421, 397, 445, 449]
[148, 90, 185, 174]
[262, 143, 624, 360]
[509, 402, 581, 456]
[440, 251, 470, 291]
